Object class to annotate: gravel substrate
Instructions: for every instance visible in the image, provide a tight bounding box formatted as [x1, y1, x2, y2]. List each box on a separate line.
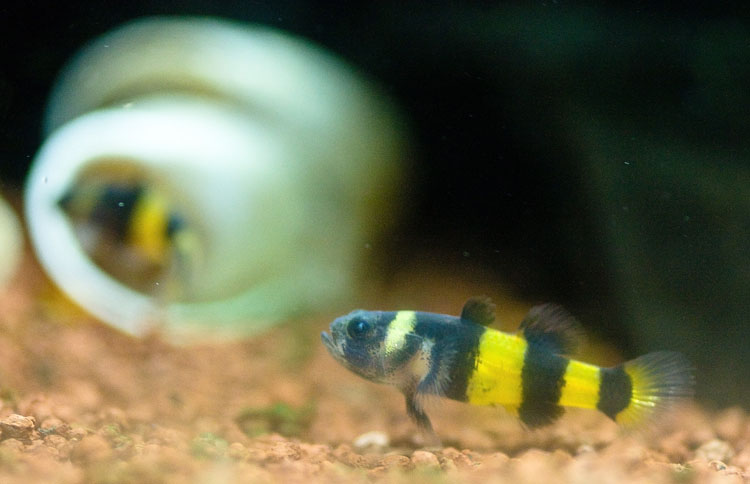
[0, 256, 746, 483]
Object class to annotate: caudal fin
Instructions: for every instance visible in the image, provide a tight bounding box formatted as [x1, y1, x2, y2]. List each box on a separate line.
[598, 351, 694, 426]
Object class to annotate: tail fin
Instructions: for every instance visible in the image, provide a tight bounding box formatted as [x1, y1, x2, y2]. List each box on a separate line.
[598, 351, 694, 426]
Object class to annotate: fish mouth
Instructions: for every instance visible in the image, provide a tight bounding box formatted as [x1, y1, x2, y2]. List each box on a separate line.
[321, 331, 337, 354]
[321, 330, 332, 346]
[321, 330, 348, 366]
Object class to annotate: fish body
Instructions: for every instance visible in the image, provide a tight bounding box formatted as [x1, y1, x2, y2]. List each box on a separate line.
[322, 297, 694, 442]
[58, 179, 198, 298]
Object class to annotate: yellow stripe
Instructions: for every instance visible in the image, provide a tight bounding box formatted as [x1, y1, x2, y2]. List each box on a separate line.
[384, 311, 417, 354]
[129, 190, 170, 263]
[558, 359, 601, 409]
[465, 329, 527, 410]
[615, 363, 656, 426]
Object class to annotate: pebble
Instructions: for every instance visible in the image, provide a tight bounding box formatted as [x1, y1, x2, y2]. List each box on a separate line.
[695, 439, 735, 462]
[40, 418, 70, 438]
[17, 395, 56, 423]
[68, 426, 88, 442]
[71, 434, 113, 464]
[381, 453, 411, 470]
[0, 438, 24, 453]
[99, 406, 129, 430]
[332, 444, 367, 467]
[511, 449, 555, 476]
[353, 430, 389, 450]
[482, 451, 510, 469]
[299, 443, 330, 464]
[411, 450, 440, 468]
[441, 447, 473, 468]
[576, 443, 596, 455]
[266, 441, 301, 462]
[367, 466, 387, 479]
[227, 442, 249, 460]
[0, 414, 37, 442]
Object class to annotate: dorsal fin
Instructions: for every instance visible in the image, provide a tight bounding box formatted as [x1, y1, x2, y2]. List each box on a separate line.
[519, 303, 582, 355]
[460, 296, 496, 326]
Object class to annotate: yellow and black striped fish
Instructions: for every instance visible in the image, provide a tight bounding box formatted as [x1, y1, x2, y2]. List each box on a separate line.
[321, 297, 694, 442]
[58, 180, 198, 298]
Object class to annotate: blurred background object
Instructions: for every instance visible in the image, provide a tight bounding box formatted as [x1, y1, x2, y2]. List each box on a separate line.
[24, 16, 407, 341]
[2, 3, 748, 406]
[0, 193, 23, 289]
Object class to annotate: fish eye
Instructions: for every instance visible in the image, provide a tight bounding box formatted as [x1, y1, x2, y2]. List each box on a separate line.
[347, 317, 373, 340]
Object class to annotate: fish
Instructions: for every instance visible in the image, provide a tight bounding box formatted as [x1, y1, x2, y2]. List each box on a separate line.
[58, 177, 199, 299]
[321, 296, 694, 444]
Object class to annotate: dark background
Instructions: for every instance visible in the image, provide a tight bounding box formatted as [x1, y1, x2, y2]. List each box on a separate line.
[1, 2, 749, 406]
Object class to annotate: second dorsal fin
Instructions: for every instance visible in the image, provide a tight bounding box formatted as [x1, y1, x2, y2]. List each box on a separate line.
[519, 303, 582, 355]
[460, 296, 496, 326]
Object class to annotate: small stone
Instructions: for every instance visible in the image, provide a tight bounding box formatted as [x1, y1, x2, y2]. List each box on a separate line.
[708, 460, 727, 471]
[0, 438, 25, 452]
[513, 449, 555, 475]
[411, 450, 440, 468]
[245, 447, 268, 462]
[17, 395, 55, 423]
[71, 434, 113, 463]
[0, 414, 37, 442]
[332, 444, 366, 467]
[550, 449, 574, 467]
[26, 439, 58, 459]
[299, 443, 330, 464]
[367, 466, 387, 479]
[695, 439, 735, 462]
[576, 444, 596, 455]
[462, 448, 482, 463]
[44, 434, 67, 448]
[227, 442, 248, 460]
[441, 458, 458, 472]
[381, 453, 411, 470]
[45, 434, 72, 459]
[441, 447, 472, 468]
[99, 407, 129, 429]
[68, 426, 88, 441]
[353, 430, 389, 450]
[40, 417, 70, 438]
[483, 451, 510, 469]
[266, 441, 301, 462]
[363, 453, 383, 468]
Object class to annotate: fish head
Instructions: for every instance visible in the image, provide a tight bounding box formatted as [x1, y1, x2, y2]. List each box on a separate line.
[321, 310, 392, 382]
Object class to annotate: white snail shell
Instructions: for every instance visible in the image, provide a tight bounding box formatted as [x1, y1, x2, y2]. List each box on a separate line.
[0, 195, 23, 289]
[25, 16, 407, 341]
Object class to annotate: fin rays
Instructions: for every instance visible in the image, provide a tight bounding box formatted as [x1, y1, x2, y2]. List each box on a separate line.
[615, 351, 694, 426]
[519, 304, 582, 356]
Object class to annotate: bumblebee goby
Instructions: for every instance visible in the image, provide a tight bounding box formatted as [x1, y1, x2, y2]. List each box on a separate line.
[58, 178, 198, 298]
[321, 297, 694, 444]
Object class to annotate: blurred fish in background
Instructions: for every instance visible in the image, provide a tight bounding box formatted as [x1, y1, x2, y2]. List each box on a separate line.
[24, 16, 409, 342]
[56, 172, 199, 302]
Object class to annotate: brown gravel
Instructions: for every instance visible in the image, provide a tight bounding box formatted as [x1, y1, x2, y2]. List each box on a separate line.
[0, 254, 747, 483]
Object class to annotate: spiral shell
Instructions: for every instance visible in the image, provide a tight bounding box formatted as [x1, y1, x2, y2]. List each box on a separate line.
[0, 194, 22, 289]
[25, 16, 406, 341]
